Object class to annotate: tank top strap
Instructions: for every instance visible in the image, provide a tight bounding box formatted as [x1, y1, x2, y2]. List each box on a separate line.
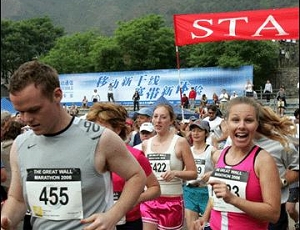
[218, 145, 231, 164]
[166, 134, 180, 153]
[247, 145, 262, 163]
[146, 136, 154, 153]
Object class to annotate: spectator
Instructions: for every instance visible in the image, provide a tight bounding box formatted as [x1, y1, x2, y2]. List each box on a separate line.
[244, 79, 254, 97]
[230, 91, 238, 100]
[277, 86, 287, 108]
[263, 80, 273, 103]
[132, 107, 153, 146]
[181, 93, 189, 109]
[86, 102, 160, 229]
[203, 104, 223, 146]
[133, 122, 155, 151]
[218, 89, 229, 115]
[200, 94, 208, 105]
[212, 93, 219, 106]
[140, 103, 197, 230]
[277, 97, 285, 117]
[81, 96, 88, 108]
[188, 87, 197, 110]
[1, 60, 146, 229]
[107, 83, 115, 102]
[196, 100, 208, 119]
[69, 103, 79, 116]
[132, 90, 140, 111]
[194, 97, 281, 230]
[91, 88, 100, 103]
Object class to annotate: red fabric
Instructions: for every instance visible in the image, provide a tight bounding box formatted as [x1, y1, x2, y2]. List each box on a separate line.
[113, 145, 152, 222]
[173, 7, 299, 46]
[188, 90, 196, 99]
[181, 95, 188, 105]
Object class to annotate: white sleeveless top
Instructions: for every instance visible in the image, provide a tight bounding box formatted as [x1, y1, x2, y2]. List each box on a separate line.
[186, 145, 214, 187]
[146, 134, 183, 195]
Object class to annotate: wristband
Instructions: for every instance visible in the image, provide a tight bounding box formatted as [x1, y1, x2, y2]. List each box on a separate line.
[281, 178, 288, 188]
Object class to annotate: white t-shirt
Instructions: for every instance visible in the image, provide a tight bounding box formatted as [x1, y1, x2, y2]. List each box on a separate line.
[203, 116, 223, 145]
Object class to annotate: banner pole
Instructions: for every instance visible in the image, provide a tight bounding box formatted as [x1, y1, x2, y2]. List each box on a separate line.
[176, 46, 184, 120]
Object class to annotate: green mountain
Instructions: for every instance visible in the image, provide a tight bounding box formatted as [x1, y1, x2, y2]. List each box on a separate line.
[1, 0, 298, 35]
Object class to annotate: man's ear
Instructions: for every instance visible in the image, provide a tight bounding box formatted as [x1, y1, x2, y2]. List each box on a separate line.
[53, 87, 63, 103]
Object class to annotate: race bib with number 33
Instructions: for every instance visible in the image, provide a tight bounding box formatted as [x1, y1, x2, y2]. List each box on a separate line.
[209, 167, 249, 213]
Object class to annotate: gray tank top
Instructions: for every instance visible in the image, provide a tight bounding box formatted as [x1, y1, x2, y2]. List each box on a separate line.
[16, 117, 114, 229]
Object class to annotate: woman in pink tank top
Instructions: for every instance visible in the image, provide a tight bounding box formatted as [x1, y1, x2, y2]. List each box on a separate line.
[194, 97, 281, 230]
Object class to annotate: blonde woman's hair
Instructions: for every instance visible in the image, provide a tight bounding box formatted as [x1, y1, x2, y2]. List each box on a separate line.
[258, 105, 296, 149]
[225, 97, 296, 149]
[86, 102, 128, 140]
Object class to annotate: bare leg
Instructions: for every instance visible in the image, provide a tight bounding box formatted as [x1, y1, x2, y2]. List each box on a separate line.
[143, 222, 158, 230]
[185, 209, 200, 230]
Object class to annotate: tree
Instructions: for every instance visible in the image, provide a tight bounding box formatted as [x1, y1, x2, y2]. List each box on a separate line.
[89, 37, 125, 72]
[40, 31, 99, 73]
[1, 17, 64, 83]
[114, 14, 176, 70]
[180, 40, 278, 89]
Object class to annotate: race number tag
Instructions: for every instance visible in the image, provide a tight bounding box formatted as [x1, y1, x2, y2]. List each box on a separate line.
[194, 158, 205, 179]
[113, 192, 126, 225]
[26, 168, 83, 220]
[209, 168, 249, 213]
[147, 154, 171, 180]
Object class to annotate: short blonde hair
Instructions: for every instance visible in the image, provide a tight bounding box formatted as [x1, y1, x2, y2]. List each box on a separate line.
[86, 102, 128, 140]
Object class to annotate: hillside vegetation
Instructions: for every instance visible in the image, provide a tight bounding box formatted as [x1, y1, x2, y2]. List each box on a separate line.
[1, 0, 298, 35]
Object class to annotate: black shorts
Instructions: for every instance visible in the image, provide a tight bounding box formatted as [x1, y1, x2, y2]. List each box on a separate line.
[287, 187, 299, 203]
[246, 91, 253, 97]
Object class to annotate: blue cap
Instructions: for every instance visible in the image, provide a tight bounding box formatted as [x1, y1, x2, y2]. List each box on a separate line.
[189, 116, 197, 121]
[137, 107, 153, 117]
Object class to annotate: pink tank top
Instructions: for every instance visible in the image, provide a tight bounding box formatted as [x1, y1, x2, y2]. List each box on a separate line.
[210, 145, 268, 230]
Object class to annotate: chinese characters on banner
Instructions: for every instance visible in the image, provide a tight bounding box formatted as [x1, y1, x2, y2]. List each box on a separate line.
[60, 66, 253, 106]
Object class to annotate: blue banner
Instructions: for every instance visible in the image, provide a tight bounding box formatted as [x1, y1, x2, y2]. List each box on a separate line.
[59, 65, 253, 106]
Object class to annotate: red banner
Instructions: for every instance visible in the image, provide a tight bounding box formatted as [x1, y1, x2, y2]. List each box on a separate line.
[173, 7, 299, 46]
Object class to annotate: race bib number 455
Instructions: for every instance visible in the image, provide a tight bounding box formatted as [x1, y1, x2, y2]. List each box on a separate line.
[26, 168, 83, 220]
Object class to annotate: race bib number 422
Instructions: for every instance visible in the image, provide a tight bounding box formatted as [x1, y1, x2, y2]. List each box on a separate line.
[147, 154, 171, 180]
